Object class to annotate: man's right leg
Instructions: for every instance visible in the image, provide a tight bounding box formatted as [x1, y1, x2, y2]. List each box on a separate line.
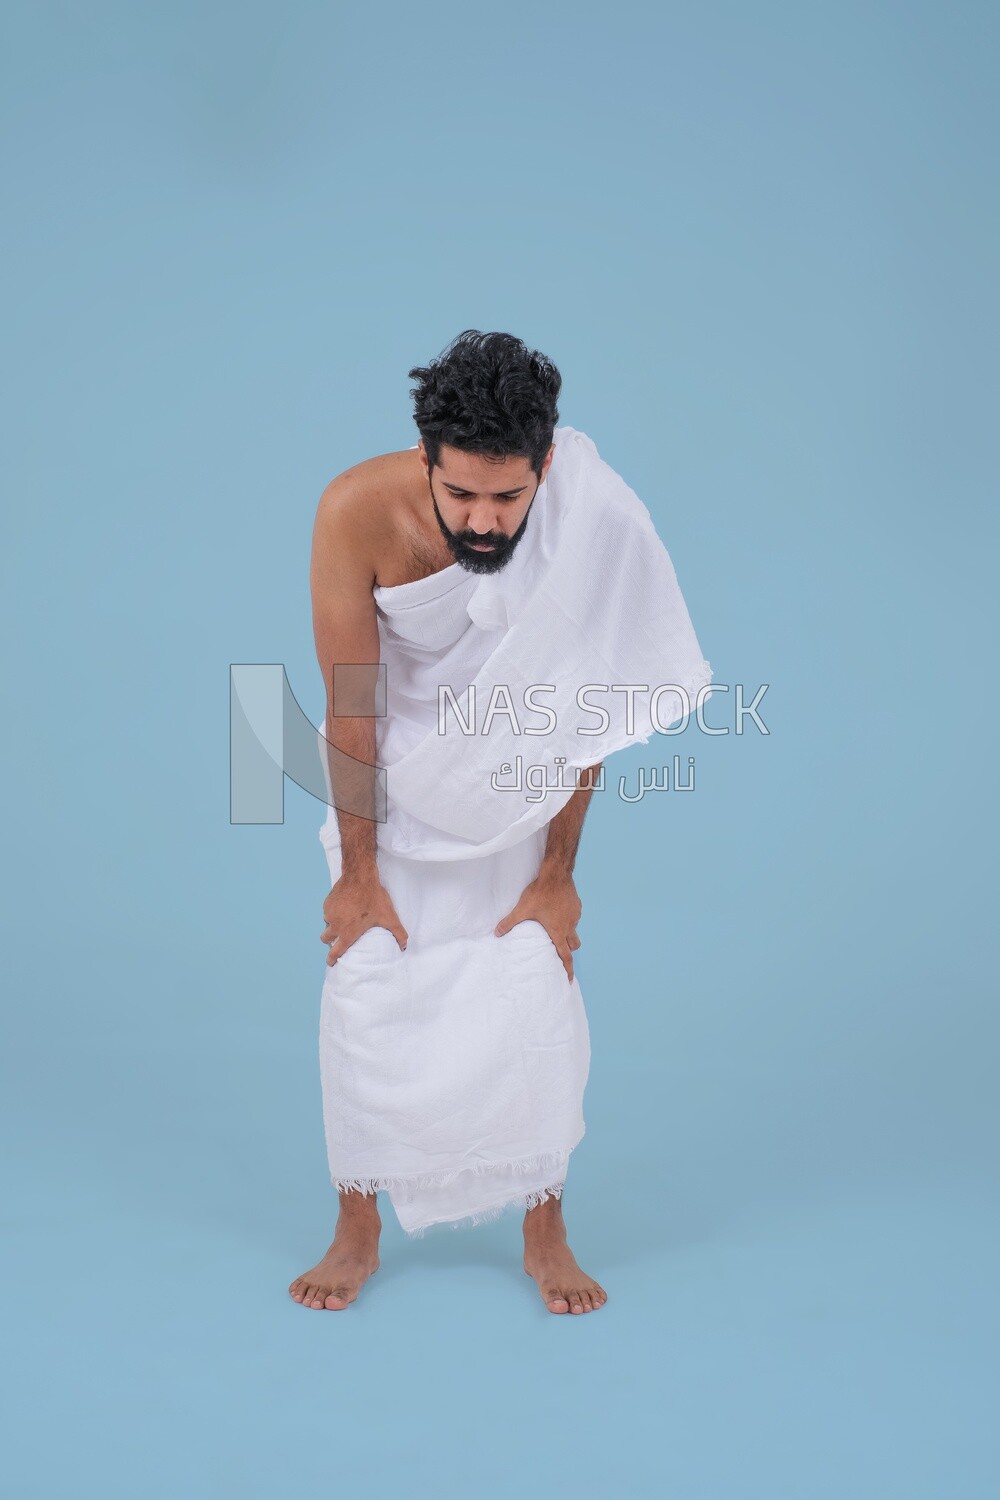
[289, 1188, 382, 1310]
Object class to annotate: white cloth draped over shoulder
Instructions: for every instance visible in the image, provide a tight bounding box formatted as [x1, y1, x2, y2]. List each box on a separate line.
[316, 426, 713, 1233]
[319, 425, 714, 863]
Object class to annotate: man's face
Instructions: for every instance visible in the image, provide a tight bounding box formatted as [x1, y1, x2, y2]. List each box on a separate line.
[419, 440, 554, 575]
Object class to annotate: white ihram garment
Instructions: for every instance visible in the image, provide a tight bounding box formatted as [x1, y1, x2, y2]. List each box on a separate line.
[318, 426, 713, 1234]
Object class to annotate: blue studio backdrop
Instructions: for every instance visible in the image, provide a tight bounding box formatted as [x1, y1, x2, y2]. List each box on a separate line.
[2, 3, 996, 1497]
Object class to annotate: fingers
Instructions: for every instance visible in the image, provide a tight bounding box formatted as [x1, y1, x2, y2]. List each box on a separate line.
[325, 921, 411, 963]
[326, 930, 360, 965]
[494, 911, 578, 981]
[494, 908, 523, 937]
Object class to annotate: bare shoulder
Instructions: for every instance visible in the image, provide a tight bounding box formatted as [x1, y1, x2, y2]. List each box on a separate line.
[312, 447, 419, 588]
[318, 448, 414, 531]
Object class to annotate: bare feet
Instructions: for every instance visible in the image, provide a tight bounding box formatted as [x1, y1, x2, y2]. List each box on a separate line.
[522, 1193, 608, 1314]
[289, 1190, 381, 1310]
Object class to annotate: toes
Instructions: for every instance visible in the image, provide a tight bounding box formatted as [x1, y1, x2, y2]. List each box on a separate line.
[579, 1289, 594, 1312]
[324, 1286, 353, 1310]
[545, 1286, 570, 1313]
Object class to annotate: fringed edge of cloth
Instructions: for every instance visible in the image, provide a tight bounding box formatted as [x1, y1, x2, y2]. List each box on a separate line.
[330, 1149, 569, 1198]
[402, 1182, 566, 1238]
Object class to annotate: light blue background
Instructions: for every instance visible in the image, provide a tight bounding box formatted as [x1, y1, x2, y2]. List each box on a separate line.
[3, 2, 996, 1495]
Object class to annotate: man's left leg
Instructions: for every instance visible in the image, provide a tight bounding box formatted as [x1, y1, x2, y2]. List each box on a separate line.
[522, 1191, 608, 1314]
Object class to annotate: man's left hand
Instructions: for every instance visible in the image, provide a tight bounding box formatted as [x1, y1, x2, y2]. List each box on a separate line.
[494, 869, 583, 983]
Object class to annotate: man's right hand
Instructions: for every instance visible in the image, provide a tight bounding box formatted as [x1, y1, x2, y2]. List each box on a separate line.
[321, 874, 409, 965]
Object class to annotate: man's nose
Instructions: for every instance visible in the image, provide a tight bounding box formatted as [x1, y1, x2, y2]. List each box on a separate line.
[467, 506, 501, 535]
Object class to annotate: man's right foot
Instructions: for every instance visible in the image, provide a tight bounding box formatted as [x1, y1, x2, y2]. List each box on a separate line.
[289, 1191, 382, 1310]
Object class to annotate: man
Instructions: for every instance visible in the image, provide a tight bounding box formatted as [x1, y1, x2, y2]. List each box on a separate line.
[289, 330, 713, 1315]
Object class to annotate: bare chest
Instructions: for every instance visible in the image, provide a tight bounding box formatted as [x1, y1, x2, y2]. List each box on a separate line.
[374, 508, 456, 590]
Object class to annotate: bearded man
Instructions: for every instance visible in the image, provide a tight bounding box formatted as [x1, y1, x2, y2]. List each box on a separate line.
[289, 329, 713, 1315]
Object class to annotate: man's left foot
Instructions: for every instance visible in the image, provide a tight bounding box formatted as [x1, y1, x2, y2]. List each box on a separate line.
[522, 1193, 608, 1314]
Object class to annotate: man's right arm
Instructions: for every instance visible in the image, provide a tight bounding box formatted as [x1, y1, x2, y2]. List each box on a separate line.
[311, 476, 381, 877]
[310, 476, 408, 957]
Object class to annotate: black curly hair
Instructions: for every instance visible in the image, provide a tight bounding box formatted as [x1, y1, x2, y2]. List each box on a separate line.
[408, 329, 562, 480]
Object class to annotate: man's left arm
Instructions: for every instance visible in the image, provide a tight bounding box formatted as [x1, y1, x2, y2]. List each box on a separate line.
[494, 762, 603, 983]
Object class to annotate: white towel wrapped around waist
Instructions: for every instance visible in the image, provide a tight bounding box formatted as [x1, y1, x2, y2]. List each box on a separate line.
[319, 830, 590, 1234]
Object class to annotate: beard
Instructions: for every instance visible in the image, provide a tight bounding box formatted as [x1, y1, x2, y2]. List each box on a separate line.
[430, 484, 535, 575]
